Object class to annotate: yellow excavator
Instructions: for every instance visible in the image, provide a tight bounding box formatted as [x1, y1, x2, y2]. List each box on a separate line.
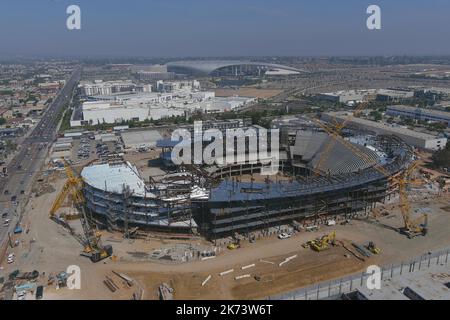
[307, 231, 336, 252]
[50, 159, 113, 263]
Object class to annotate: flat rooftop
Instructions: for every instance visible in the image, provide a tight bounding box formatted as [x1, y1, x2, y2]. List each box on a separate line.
[81, 161, 151, 197]
[387, 105, 450, 119]
[324, 111, 439, 140]
[121, 130, 163, 148]
[356, 261, 450, 300]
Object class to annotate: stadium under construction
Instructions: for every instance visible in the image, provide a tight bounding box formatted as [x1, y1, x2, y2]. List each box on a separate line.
[79, 119, 415, 242]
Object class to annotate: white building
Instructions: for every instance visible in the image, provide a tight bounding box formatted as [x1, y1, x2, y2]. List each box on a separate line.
[71, 80, 254, 127]
[80, 101, 184, 125]
[317, 89, 414, 105]
[386, 105, 450, 128]
[80, 80, 138, 96]
[322, 111, 447, 151]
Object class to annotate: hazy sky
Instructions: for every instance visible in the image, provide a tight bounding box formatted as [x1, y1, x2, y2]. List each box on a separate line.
[0, 0, 449, 57]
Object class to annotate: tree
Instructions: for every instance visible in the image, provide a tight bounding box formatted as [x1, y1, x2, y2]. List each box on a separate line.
[5, 140, 17, 151]
[369, 110, 382, 122]
[0, 117, 6, 125]
[432, 143, 450, 169]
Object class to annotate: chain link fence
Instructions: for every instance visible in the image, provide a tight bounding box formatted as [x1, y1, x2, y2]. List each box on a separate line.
[267, 247, 450, 300]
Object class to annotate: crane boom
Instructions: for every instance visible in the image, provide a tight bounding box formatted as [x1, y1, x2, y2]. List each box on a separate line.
[49, 159, 113, 262]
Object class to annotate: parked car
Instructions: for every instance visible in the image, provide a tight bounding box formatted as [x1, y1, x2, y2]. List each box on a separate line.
[278, 232, 292, 239]
[7, 253, 14, 264]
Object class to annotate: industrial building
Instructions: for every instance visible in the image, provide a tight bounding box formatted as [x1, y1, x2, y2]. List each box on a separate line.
[76, 101, 182, 126]
[137, 71, 175, 81]
[317, 89, 415, 105]
[386, 105, 450, 127]
[317, 90, 377, 104]
[79, 80, 146, 96]
[70, 81, 255, 127]
[322, 112, 447, 151]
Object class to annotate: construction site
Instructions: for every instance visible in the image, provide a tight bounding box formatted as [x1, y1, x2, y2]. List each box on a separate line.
[1, 110, 450, 300]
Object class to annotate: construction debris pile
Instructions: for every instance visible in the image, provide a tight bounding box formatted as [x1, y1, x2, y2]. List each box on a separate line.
[145, 243, 217, 263]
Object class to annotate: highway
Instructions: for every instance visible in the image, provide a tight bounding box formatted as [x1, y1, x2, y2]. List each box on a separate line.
[0, 67, 81, 255]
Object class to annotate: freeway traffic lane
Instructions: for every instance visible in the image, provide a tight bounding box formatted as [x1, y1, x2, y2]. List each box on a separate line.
[0, 68, 81, 253]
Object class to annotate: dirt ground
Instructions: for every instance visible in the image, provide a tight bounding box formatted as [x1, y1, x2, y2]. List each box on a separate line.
[125, 246, 369, 300]
[2, 167, 450, 300]
[213, 88, 283, 98]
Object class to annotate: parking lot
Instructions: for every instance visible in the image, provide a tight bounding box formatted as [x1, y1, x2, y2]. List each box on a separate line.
[68, 132, 126, 167]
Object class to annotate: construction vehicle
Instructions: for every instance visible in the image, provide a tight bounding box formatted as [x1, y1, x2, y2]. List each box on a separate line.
[227, 242, 240, 250]
[366, 241, 381, 254]
[305, 231, 336, 252]
[312, 118, 428, 239]
[50, 159, 113, 263]
[227, 234, 242, 250]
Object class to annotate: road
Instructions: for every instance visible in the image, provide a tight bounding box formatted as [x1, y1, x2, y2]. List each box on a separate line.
[0, 67, 81, 254]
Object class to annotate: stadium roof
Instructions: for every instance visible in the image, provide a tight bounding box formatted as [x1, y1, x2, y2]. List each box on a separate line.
[166, 60, 306, 76]
[81, 162, 152, 197]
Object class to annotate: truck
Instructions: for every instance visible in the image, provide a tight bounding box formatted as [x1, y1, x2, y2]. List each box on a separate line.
[14, 226, 23, 234]
[14, 270, 39, 280]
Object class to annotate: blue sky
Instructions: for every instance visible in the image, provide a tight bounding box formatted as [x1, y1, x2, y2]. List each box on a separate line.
[0, 0, 449, 57]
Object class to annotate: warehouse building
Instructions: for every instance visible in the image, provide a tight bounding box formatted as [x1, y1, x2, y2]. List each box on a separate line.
[386, 105, 450, 127]
[316, 89, 414, 105]
[322, 112, 447, 151]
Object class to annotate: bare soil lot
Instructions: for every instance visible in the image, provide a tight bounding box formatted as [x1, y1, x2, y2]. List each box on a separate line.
[213, 88, 283, 98]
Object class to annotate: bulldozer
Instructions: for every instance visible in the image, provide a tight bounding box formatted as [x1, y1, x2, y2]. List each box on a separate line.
[366, 241, 381, 255]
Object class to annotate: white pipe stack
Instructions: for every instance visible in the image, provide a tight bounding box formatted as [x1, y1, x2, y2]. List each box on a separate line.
[241, 263, 255, 270]
[219, 269, 234, 276]
[201, 256, 216, 261]
[279, 254, 298, 267]
[201, 275, 212, 287]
